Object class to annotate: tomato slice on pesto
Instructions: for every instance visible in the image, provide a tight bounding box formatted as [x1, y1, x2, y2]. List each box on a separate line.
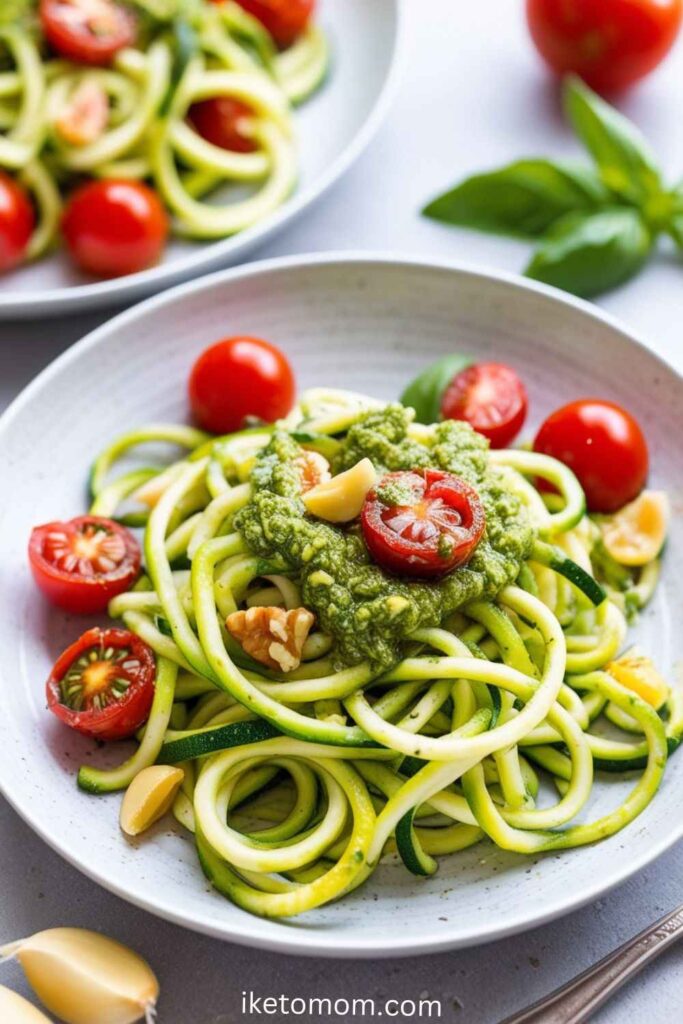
[361, 469, 486, 579]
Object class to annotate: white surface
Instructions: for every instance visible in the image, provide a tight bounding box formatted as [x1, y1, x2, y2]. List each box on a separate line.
[3, 254, 683, 961]
[1, 0, 683, 1020]
[0, 0, 401, 318]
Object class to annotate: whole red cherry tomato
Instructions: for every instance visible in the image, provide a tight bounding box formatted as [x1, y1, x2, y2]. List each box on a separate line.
[40, 0, 136, 66]
[29, 515, 141, 614]
[46, 627, 155, 740]
[533, 399, 648, 512]
[229, 0, 315, 48]
[189, 336, 296, 433]
[526, 0, 683, 92]
[188, 97, 256, 153]
[0, 171, 34, 273]
[62, 179, 168, 277]
[441, 362, 528, 449]
[361, 469, 486, 579]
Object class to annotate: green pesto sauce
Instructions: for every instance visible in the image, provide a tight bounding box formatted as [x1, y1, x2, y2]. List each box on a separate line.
[234, 405, 534, 670]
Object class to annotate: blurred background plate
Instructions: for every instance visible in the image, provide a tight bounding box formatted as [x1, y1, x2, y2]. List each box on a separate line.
[1, 254, 682, 957]
[0, 0, 401, 320]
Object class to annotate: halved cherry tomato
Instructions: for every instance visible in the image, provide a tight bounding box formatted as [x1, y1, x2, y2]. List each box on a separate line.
[189, 335, 296, 433]
[188, 97, 256, 153]
[40, 0, 137, 66]
[0, 171, 34, 273]
[29, 515, 141, 614]
[61, 179, 168, 277]
[46, 627, 155, 740]
[230, 0, 315, 48]
[533, 399, 648, 513]
[361, 469, 486, 579]
[526, 0, 683, 93]
[440, 362, 528, 449]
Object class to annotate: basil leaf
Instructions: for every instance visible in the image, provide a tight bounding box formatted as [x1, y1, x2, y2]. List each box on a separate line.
[400, 354, 472, 424]
[563, 77, 662, 204]
[525, 207, 652, 298]
[423, 159, 607, 238]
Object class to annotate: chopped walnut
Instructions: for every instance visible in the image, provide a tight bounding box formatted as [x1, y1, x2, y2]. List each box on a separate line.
[296, 451, 331, 493]
[226, 606, 315, 673]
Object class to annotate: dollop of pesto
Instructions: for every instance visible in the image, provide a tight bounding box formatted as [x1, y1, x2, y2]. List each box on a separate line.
[234, 406, 534, 669]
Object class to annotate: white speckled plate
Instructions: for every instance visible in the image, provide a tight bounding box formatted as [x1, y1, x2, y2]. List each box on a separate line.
[0, 0, 401, 320]
[1, 254, 682, 957]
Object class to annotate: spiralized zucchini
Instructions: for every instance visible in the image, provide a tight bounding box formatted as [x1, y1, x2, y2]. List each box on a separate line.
[0, 1, 328, 260]
[78, 389, 681, 919]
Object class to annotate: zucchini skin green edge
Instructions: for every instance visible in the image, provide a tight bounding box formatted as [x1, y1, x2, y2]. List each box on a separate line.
[532, 540, 606, 607]
[158, 720, 280, 763]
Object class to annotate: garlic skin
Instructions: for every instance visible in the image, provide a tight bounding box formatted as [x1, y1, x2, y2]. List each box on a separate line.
[120, 764, 185, 836]
[0, 985, 51, 1022]
[0, 928, 159, 1024]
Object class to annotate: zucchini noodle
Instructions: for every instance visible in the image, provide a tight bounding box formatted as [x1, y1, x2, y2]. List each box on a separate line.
[76, 389, 681, 918]
[0, 1, 329, 262]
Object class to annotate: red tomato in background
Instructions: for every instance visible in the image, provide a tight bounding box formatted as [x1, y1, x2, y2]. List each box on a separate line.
[441, 362, 528, 449]
[230, 0, 315, 48]
[29, 515, 141, 614]
[189, 336, 296, 433]
[526, 0, 683, 92]
[0, 171, 34, 273]
[361, 469, 486, 580]
[40, 0, 137, 66]
[62, 179, 168, 277]
[188, 97, 256, 153]
[533, 399, 648, 512]
[46, 627, 156, 740]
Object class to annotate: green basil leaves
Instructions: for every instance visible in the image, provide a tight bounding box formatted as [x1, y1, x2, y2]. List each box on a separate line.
[400, 354, 472, 424]
[423, 76, 677, 298]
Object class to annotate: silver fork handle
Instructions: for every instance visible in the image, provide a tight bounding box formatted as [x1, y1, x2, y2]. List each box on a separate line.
[498, 904, 683, 1024]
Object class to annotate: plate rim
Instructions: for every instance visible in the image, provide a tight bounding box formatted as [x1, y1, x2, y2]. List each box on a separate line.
[0, 0, 404, 320]
[2, 251, 682, 958]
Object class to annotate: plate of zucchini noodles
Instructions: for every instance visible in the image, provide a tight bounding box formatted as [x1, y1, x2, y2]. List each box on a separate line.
[1, 254, 682, 956]
[0, 1, 400, 317]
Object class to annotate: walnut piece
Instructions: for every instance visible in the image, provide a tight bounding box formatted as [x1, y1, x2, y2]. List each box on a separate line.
[296, 451, 331, 493]
[226, 606, 315, 673]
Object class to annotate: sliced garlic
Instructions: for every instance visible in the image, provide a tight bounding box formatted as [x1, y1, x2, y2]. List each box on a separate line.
[0, 929, 158, 1024]
[0, 985, 51, 1023]
[120, 764, 185, 836]
[303, 458, 377, 523]
[602, 490, 669, 567]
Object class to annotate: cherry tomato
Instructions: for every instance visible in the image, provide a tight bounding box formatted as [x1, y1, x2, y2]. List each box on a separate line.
[440, 362, 528, 449]
[46, 627, 155, 740]
[40, 0, 136, 66]
[188, 97, 256, 153]
[361, 469, 486, 580]
[526, 0, 683, 93]
[29, 515, 141, 614]
[0, 171, 34, 273]
[533, 399, 649, 512]
[230, 0, 315, 48]
[61, 179, 168, 277]
[189, 336, 296, 433]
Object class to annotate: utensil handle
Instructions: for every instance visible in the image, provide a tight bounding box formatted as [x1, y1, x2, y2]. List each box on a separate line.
[498, 904, 683, 1024]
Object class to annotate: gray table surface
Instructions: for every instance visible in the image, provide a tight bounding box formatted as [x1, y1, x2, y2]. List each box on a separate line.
[2, 2, 683, 1021]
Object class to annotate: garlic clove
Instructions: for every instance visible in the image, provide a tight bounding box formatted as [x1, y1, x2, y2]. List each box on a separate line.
[0, 928, 158, 1024]
[120, 765, 185, 837]
[303, 458, 377, 523]
[0, 984, 52, 1023]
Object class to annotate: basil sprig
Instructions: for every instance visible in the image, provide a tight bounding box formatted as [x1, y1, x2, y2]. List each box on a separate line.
[423, 77, 680, 298]
[400, 353, 471, 424]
